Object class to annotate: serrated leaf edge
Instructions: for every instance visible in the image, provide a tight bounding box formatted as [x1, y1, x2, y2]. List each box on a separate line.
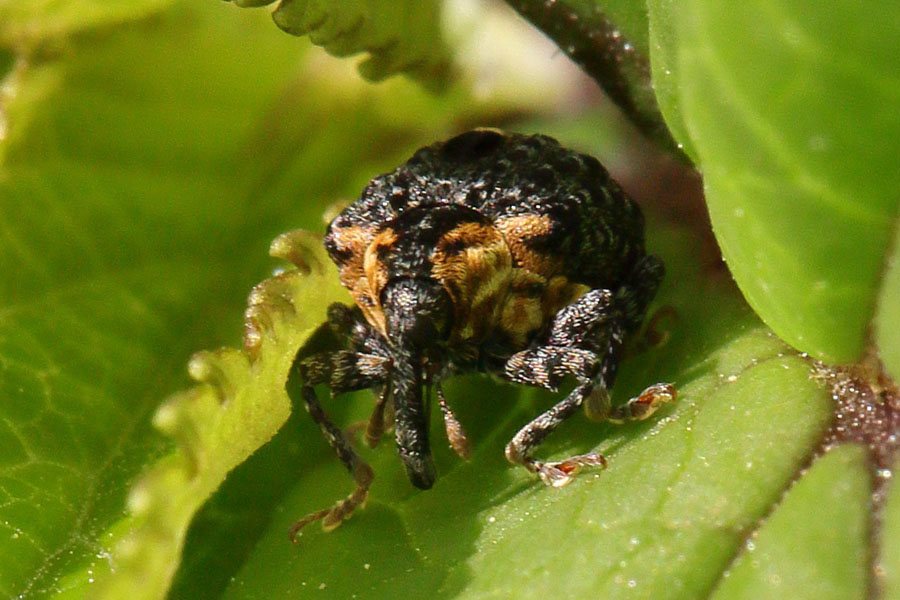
[93, 230, 341, 600]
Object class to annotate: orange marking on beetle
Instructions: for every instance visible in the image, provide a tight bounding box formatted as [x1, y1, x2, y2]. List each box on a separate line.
[329, 224, 387, 334]
[331, 225, 375, 289]
[349, 228, 397, 335]
[495, 214, 562, 277]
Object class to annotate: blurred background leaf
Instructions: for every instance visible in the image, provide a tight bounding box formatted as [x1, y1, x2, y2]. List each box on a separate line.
[0, 0, 175, 46]
[228, 0, 452, 86]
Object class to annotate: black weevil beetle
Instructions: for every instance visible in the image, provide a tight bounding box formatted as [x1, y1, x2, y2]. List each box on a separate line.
[290, 130, 674, 540]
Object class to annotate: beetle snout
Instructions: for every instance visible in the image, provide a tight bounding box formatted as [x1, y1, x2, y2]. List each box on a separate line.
[382, 278, 452, 349]
[402, 453, 437, 490]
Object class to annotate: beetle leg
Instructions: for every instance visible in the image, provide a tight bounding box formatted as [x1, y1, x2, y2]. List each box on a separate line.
[614, 254, 665, 332]
[503, 287, 675, 487]
[504, 346, 608, 486]
[289, 350, 387, 540]
[362, 381, 391, 448]
[436, 381, 471, 459]
[344, 380, 390, 447]
[289, 383, 374, 540]
[602, 382, 676, 423]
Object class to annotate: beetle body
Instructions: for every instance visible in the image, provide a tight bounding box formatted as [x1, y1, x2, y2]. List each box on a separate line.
[290, 130, 674, 539]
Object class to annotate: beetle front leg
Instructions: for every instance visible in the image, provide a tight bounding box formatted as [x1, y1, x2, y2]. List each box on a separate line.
[289, 350, 387, 540]
[503, 346, 608, 487]
[503, 345, 674, 487]
[502, 287, 676, 487]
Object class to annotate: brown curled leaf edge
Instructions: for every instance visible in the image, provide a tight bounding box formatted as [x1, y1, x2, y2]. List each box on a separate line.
[94, 230, 348, 600]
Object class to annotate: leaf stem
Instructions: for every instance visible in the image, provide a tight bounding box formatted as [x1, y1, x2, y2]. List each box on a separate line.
[505, 0, 684, 158]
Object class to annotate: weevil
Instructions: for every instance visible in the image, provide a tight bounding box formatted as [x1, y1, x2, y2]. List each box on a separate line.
[290, 130, 674, 540]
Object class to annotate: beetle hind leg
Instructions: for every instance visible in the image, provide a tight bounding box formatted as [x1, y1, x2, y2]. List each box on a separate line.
[591, 382, 676, 424]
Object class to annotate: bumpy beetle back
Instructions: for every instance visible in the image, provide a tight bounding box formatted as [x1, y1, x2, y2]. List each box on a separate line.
[325, 130, 648, 347]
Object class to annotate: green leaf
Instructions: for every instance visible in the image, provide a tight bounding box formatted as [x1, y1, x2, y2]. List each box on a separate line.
[227, 0, 452, 87]
[646, 0, 900, 364]
[882, 457, 900, 600]
[710, 445, 870, 600]
[646, 0, 698, 160]
[876, 242, 900, 382]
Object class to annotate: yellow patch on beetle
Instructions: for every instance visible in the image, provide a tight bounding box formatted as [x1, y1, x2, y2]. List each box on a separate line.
[543, 276, 590, 317]
[497, 270, 547, 345]
[496, 273, 590, 346]
[431, 222, 513, 341]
